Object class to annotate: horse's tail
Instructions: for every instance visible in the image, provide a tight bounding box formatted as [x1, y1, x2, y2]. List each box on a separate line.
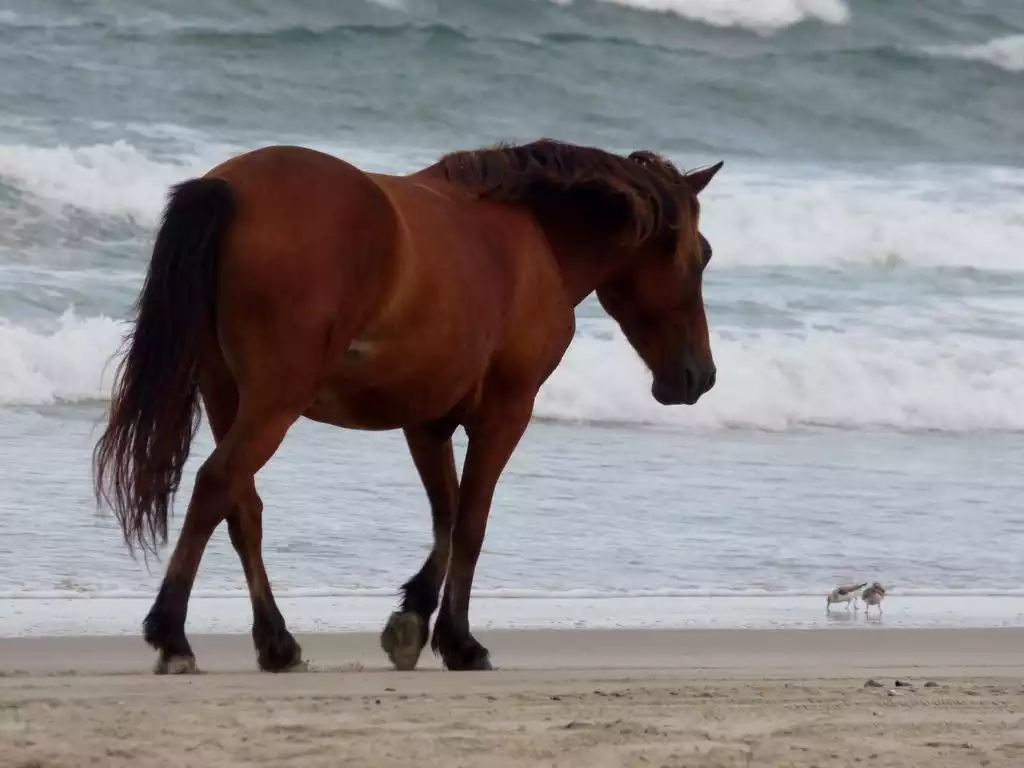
[93, 176, 235, 556]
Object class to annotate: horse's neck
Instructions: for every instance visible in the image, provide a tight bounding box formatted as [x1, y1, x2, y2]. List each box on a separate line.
[412, 170, 628, 305]
[539, 212, 628, 307]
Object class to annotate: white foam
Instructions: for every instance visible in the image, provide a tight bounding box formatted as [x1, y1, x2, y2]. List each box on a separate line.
[0, 140, 220, 221]
[1, 1, 848, 35]
[696, 164, 1024, 272]
[0, 139, 426, 223]
[2, 141, 1022, 430]
[4, 139, 1023, 272]
[923, 34, 1024, 74]
[1, 308, 1022, 432]
[587, 0, 849, 31]
[0, 9, 86, 29]
[367, 0, 410, 10]
[0, 310, 126, 406]
[536, 325, 1024, 432]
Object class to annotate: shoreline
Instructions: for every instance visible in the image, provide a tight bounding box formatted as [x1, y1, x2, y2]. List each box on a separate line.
[6, 590, 1024, 637]
[4, 626, 1024, 677]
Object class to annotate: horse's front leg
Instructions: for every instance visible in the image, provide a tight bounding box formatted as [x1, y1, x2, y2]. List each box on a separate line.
[431, 395, 534, 671]
[381, 424, 459, 671]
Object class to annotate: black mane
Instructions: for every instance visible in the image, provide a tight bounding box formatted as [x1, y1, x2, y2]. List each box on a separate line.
[435, 138, 698, 247]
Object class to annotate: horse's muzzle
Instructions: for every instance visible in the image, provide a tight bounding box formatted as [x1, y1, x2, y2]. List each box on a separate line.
[651, 362, 717, 406]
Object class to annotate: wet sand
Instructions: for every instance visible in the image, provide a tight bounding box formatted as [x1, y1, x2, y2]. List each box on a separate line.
[2, 628, 1023, 767]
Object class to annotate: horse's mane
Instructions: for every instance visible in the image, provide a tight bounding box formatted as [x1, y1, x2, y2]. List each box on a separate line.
[434, 139, 698, 247]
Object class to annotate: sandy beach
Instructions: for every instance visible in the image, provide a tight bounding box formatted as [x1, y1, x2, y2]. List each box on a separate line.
[1, 628, 1022, 767]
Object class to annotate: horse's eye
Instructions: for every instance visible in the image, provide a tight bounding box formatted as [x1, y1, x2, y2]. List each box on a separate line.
[699, 235, 712, 266]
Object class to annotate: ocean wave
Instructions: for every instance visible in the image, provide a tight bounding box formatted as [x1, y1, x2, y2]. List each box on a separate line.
[3, 2, 1022, 170]
[537, 326, 1024, 432]
[67, 19, 1024, 83]
[3, 139, 1022, 271]
[700, 164, 1024, 272]
[922, 34, 1024, 74]
[0, 0, 851, 36]
[0, 310, 125, 406]
[2, 0, 1019, 65]
[2, 139, 1022, 433]
[149, 20, 475, 45]
[0, 140, 215, 221]
[0, 140, 431, 221]
[586, 0, 849, 31]
[3, 309, 1023, 433]
[136, 21, 1024, 77]
[0, 8, 88, 30]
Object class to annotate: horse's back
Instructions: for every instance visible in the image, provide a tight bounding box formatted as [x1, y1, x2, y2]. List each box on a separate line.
[205, 145, 549, 320]
[208, 144, 396, 243]
[208, 144, 365, 183]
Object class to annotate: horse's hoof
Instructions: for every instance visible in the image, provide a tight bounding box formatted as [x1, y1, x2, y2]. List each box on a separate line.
[381, 611, 427, 671]
[464, 654, 493, 672]
[154, 654, 198, 675]
[256, 631, 304, 673]
[444, 654, 492, 671]
[441, 646, 492, 672]
[265, 657, 309, 673]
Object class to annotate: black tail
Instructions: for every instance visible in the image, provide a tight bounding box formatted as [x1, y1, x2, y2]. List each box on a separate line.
[93, 177, 235, 556]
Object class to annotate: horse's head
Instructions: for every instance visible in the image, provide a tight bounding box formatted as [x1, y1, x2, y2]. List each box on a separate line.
[434, 139, 721, 405]
[595, 155, 722, 406]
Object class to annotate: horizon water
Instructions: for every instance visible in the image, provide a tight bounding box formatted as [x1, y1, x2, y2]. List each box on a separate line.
[2, 0, 1024, 638]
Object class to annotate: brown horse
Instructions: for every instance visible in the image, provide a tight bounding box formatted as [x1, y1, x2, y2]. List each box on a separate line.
[93, 138, 722, 675]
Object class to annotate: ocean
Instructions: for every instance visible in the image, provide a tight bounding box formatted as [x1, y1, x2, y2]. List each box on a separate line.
[1, 0, 1023, 638]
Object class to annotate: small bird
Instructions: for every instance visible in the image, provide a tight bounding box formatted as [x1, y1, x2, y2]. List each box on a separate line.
[826, 583, 867, 612]
[861, 582, 887, 615]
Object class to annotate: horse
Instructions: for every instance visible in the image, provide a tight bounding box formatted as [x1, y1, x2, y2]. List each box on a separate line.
[92, 138, 722, 675]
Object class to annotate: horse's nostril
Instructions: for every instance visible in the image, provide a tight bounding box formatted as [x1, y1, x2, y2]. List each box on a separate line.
[706, 368, 717, 391]
[683, 366, 696, 395]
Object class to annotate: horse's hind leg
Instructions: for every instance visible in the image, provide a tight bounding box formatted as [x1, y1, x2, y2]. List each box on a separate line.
[198, 370, 301, 672]
[226, 480, 301, 671]
[381, 423, 458, 671]
[142, 398, 301, 674]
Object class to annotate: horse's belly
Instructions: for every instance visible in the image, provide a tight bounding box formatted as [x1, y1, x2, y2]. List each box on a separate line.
[302, 395, 415, 431]
[303, 364, 481, 431]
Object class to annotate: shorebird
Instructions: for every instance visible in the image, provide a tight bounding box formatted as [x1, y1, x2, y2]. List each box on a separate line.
[826, 582, 866, 612]
[861, 582, 887, 615]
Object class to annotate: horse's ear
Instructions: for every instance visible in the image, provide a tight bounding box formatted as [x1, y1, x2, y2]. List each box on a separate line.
[684, 161, 724, 195]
